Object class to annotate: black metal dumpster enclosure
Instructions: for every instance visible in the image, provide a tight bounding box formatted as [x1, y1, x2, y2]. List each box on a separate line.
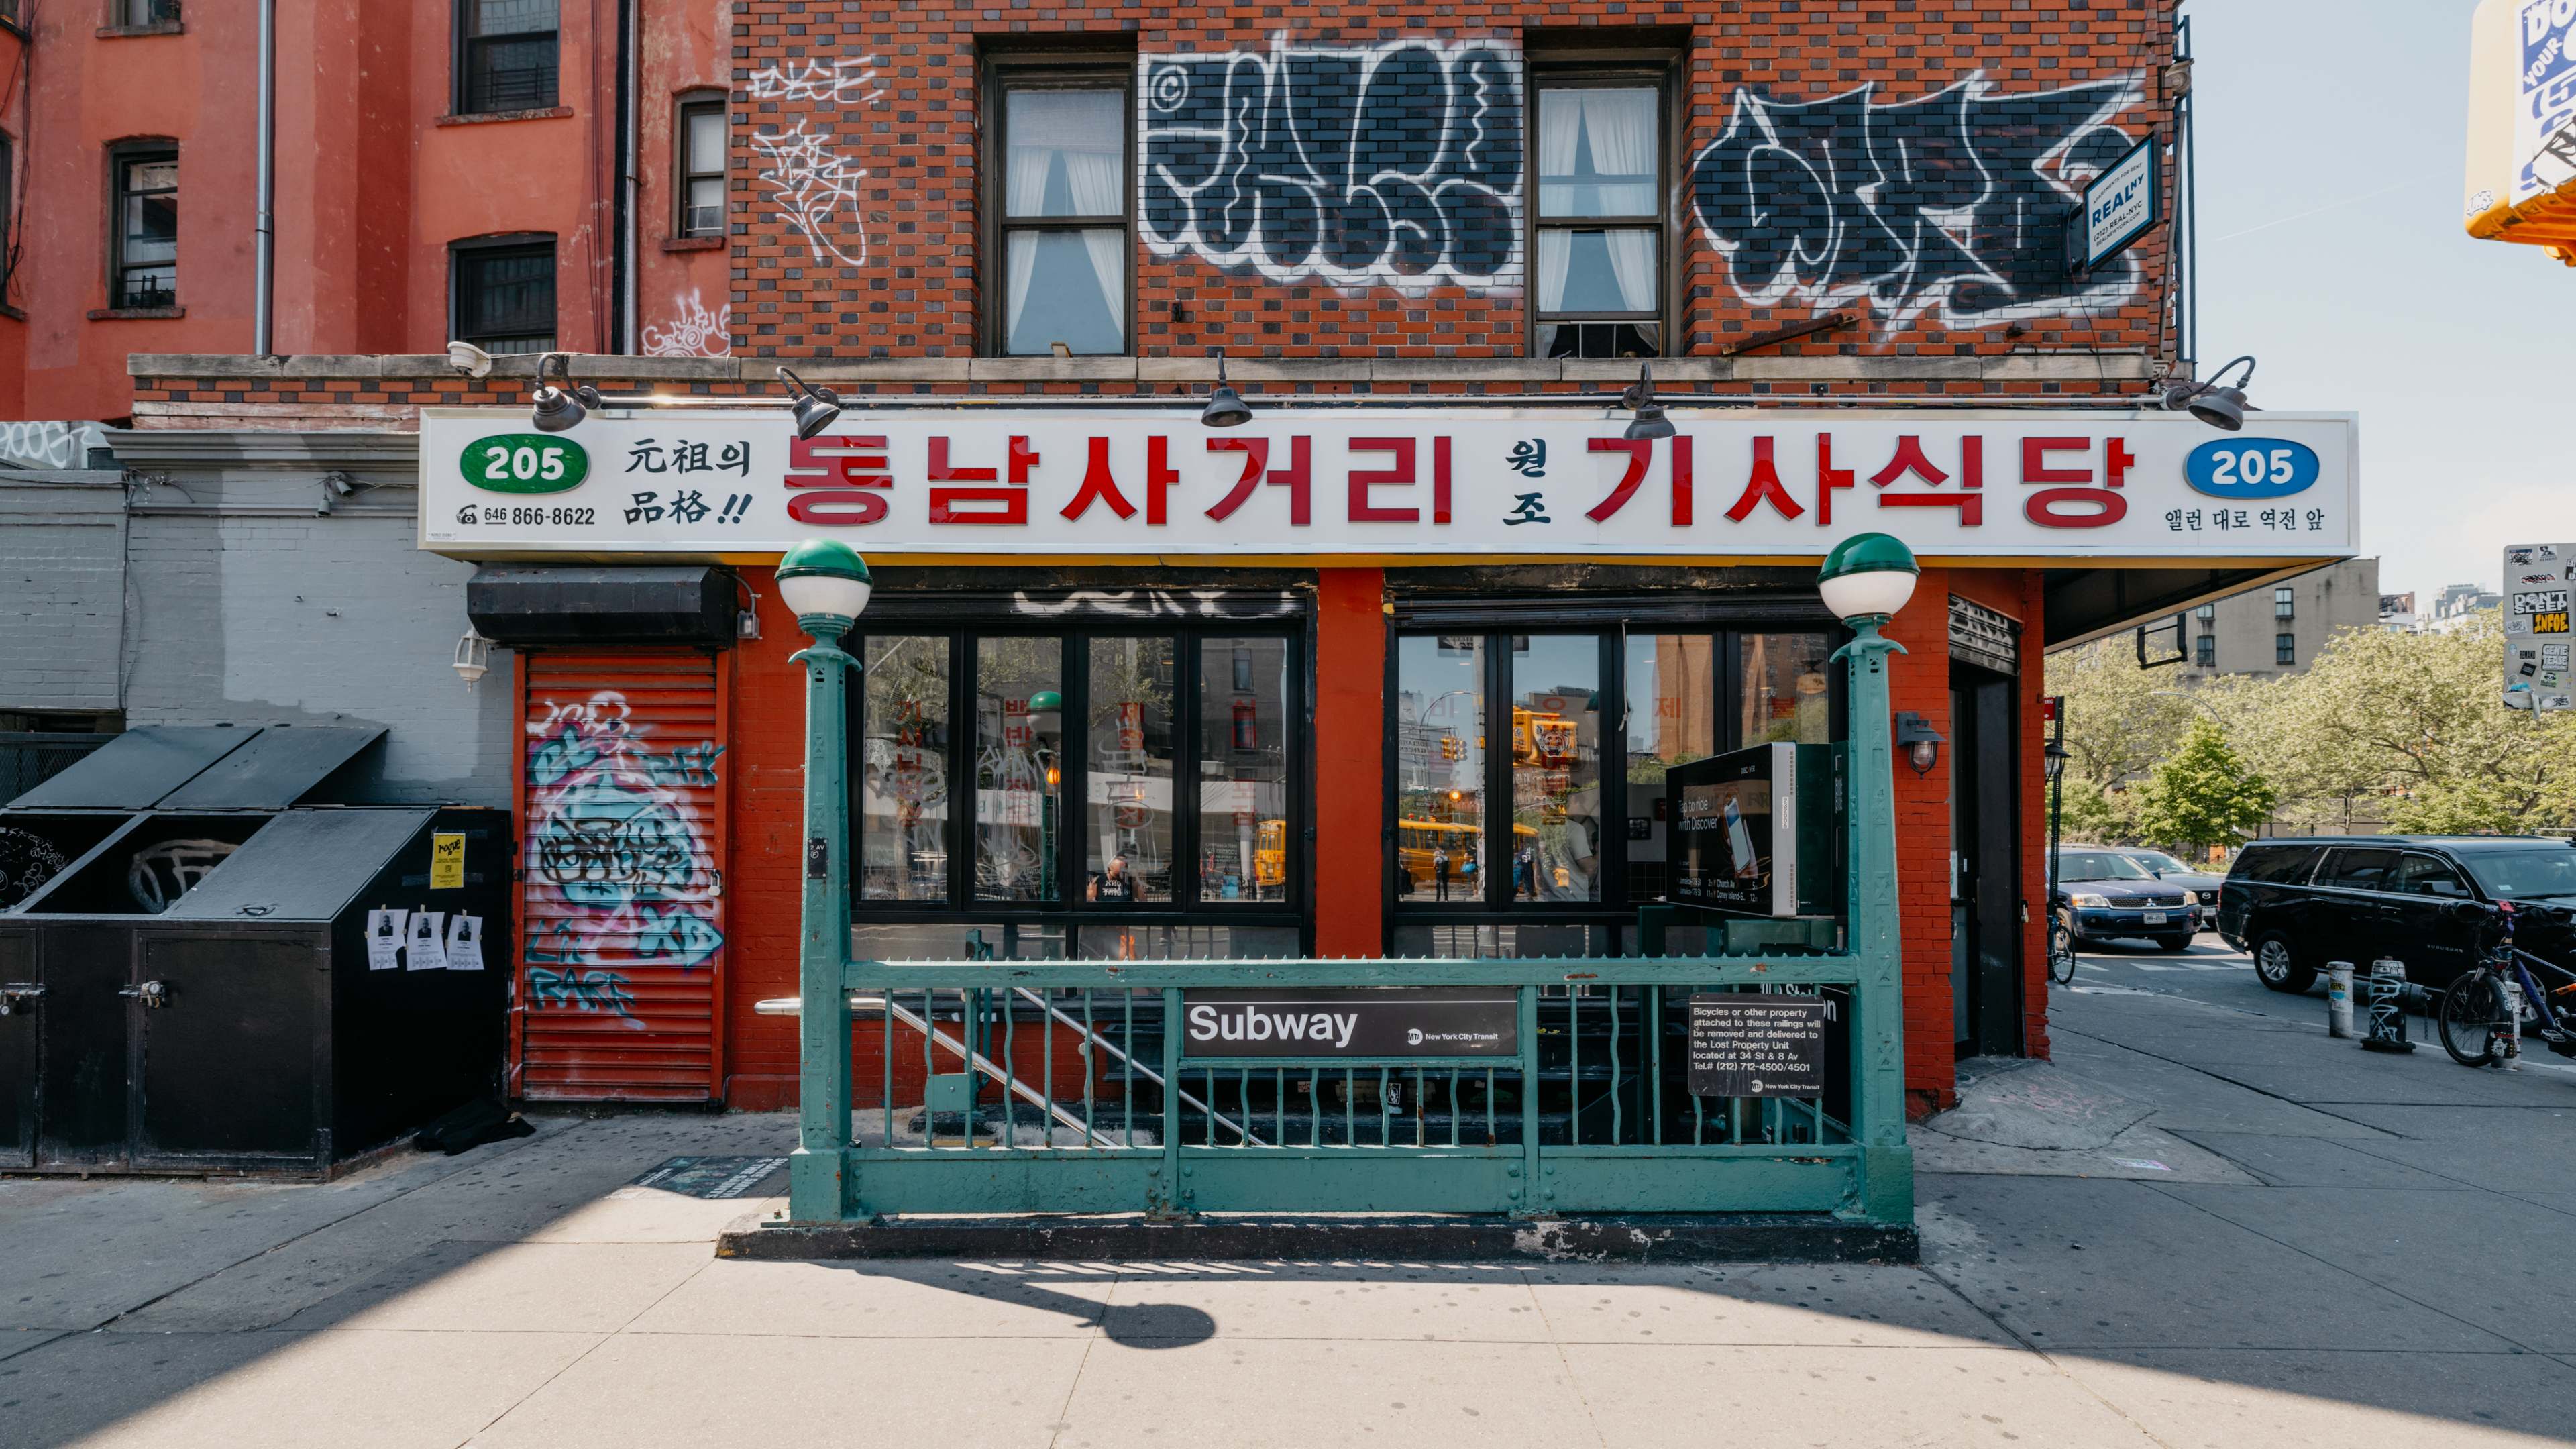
[0, 726, 512, 1175]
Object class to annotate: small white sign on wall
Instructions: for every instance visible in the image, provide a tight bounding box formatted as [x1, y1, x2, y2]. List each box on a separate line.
[2080, 136, 2161, 272]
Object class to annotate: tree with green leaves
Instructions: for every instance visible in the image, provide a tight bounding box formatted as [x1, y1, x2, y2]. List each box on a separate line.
[2134, 720, 2279, 849]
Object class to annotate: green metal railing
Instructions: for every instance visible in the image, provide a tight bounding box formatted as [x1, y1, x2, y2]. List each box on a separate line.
[784, 609, 1914, 1228]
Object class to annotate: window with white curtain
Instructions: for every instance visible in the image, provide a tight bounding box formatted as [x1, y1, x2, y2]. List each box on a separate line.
[997, 79, 1128, 356]
[1534, 83, 1663, 358]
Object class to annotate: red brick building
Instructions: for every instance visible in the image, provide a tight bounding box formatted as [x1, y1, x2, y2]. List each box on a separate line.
[72, 1, 2353, 1120]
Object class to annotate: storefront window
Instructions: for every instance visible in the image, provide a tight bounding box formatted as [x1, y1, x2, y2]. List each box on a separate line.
[1086, 636, 1177, 904]
[860, 635, 951, 902]
[1197, 637, 1291, 904]
[1623, 633, 1717, 904]
[973, 637, 1061, 903]
[1741, 632, 1833, 745]
[1395, 635, 1485, 904]
[1511, 635, 1602, 902]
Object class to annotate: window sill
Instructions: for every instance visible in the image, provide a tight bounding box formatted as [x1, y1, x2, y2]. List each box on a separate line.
[88, 306, 186, 321]
[0, 303, 25, 322]
[661, 235, 725, 252]
[97, 21, 185, 38]
[438, 106, 574, 127]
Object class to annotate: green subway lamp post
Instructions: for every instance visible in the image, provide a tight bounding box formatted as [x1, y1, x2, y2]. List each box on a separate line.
[777, 537, 871, 1223]
[1818, 531, 1919, 1224]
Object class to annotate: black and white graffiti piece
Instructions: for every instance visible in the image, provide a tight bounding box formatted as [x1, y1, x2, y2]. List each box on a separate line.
[1690, 75, 2146, 328]
[1140, 40, 1524, 288]
[0, 826, 70, 909]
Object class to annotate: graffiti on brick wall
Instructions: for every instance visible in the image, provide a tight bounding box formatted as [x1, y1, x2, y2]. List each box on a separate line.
[1690, 74, 2147, 329]
[524, 692, 724, 1027]
[747, 54, 885, 108]
[642, 289, 731, 358]
[1140, 39, 1523, 289]
[754, 123, 870, 269]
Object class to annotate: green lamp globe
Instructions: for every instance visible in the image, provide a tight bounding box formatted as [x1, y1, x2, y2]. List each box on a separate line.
[775, 538, 873, 626]
[1817, 533, 1920, 624]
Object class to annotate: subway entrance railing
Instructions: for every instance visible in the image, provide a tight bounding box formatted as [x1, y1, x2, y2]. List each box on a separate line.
[769, 533, 1920, 1233]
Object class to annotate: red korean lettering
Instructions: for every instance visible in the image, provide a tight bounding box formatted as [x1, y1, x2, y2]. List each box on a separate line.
[1348, 437, 1417, 523]
[1147, 435, 1178, 526]
[784, 433, 890, 526]
[2021, 436, 2126, 529]
[1816, 435, 1853, 526]
[1204, 437, 1311, 525]
[926, 434, 1034, 526]
[1204, 437, 1268, 521]
[1268, 435, 1311, 525]
[1586, 439, 1651, 523]
[1432, 436, 1453, 525]
[1724, 436, 1805, 523]
[1870, 434, 1983, 525]
[1061, 437, 1136, 521]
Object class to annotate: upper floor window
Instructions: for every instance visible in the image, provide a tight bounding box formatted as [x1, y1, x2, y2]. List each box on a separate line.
[2275, 633, 2296, 666]
[2194, 603, 2216, 621]
[111, 146, 178, 309]
[992, 68, 1128, 356]
[677, 95, 725, 238]
[451, 237, 555, 354]
[2273, 586, 2296, 619]
[1533, 79, 1664, 358]
[458, 0, 559, 114]
[112, 0, 180, 27]
[2194, 634, 2215, 667]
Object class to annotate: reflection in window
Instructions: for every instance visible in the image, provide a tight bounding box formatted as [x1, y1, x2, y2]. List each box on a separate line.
[1741, 633, 1833, 745]
[1623, 633, 1716, 903]
[974, 638, 1061, 903]
[1395, 636, 1485, 904]
[1002, 87, 1126, 355]
[1511, 635, 1601, 902]
[1087, 637, 1175, 903]
[1198, 637, 1291, 904]
[860, 637, 950, 902]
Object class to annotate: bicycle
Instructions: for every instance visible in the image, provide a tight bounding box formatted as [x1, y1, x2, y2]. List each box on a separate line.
[2049, 910, 2078, 986]
[2437, 901, 2576, 1068]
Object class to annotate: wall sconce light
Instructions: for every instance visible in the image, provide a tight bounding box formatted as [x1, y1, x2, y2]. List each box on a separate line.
[1893, 711, 1945, 776]
[453, 629, 493, 690]
[1201, 351, 1253, 428]
[1619, 360, 1675, 441]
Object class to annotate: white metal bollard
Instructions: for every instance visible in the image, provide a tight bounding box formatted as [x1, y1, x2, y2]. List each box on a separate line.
[2361, 959, 2416, 1053]
[2326, 962, 2355, 1038]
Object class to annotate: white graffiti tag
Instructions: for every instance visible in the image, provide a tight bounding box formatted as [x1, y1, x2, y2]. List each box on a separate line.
[753, 123, 869, 268]
[642, 289, 731, 358]
[747, 54, 885, 107]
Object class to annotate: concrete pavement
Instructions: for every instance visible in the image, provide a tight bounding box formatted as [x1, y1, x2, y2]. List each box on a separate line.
[3, 958, 2573, 1447]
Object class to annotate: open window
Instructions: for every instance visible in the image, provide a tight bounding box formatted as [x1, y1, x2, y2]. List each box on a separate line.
[676, 92, 726, 239]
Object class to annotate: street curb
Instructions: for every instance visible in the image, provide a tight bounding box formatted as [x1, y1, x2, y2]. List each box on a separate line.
[715, 1214, 1921, 1265]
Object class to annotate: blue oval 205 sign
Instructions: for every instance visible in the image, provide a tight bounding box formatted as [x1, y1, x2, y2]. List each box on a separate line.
[2185, 439, 2321, 500]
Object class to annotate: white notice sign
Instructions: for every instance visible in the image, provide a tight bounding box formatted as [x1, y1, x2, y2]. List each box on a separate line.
[444, 914, 486, 972]
[407, 911, 449, 971]
[365, 909, 408, 971]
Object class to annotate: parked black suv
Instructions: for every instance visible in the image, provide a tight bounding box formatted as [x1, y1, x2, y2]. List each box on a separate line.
[2216, 836, 2576, 993]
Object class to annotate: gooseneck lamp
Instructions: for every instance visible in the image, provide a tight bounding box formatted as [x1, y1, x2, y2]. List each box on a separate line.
[1201, 351, 1254, 429]
[1817, 532, 1921, 627]
[775, 537, 873, 635]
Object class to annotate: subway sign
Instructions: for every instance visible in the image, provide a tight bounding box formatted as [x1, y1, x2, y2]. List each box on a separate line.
[418, 407, 2359, 562]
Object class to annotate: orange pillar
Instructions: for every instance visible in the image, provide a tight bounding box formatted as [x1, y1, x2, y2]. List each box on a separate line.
[1313, 568, 1387, 956]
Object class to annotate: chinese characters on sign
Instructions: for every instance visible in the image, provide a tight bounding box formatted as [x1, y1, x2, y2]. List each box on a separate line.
[420, 409, 2357, 561]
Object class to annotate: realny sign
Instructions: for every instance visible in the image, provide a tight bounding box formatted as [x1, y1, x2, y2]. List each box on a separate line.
[2078, 135, 2161, 272]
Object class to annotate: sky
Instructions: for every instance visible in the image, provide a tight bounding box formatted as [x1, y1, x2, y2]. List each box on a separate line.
[2186, 0, 2576, 606]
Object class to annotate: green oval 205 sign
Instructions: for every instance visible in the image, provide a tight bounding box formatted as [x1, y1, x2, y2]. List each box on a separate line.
[461, 435, 589, 494]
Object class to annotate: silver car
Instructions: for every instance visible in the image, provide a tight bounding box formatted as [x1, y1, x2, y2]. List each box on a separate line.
[2061, 845, 2223, 933]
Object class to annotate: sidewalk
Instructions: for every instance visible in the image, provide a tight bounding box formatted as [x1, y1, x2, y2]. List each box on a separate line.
[3, 981, 2571, 1448]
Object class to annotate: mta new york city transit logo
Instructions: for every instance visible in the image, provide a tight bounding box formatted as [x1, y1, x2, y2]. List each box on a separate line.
[2183, 439, 2320, 501]
[462, 435, 590, 494]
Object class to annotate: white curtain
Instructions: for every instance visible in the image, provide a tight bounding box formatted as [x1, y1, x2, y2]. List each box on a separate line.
[1538, 88, 1656, 217]
[1534, 231, 1572, 313]
[1081, 229, 1126, 342]
[1604, 230, 1656, 312]
[1006, 233, 1042, 339]
[1007, 90, 1124, 216]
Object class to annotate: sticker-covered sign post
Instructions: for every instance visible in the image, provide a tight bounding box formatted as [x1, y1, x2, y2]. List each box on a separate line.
[2503, 542, 2576, 712]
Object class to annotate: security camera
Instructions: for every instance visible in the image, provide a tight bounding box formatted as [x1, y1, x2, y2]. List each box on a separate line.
[446, 340, 494, 378]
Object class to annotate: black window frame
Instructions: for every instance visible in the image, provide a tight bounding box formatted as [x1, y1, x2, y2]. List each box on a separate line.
[453, 0, 561, 117]
[2275, 632, 2296, 666]
[111, 0, 180, 28]
[1526, 56, 1678, 360]
[1386, 616, 1847, 938]
[2274, 586, 2296, 619]
[2194, 633, 2215, 667]
[448, 234, 557, 356]
[984, 53, 1134, 359]
[675, 91, 727, 239]
[843, 622, 1309, 953]
[107, 141, 178, 309]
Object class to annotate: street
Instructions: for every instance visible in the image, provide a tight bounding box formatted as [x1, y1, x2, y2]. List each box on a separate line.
[6, 948, 2574, 1448]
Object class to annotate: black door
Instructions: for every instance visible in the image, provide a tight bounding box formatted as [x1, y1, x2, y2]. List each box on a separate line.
[2391, 852, 2481, 987]
[34, 924, 133, 1170]
[2315, 847, 2401, 970]
[0, 930, 35, 1167]
[134, 934, 325, 1168]
[1951, 666, 2023, 1057]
